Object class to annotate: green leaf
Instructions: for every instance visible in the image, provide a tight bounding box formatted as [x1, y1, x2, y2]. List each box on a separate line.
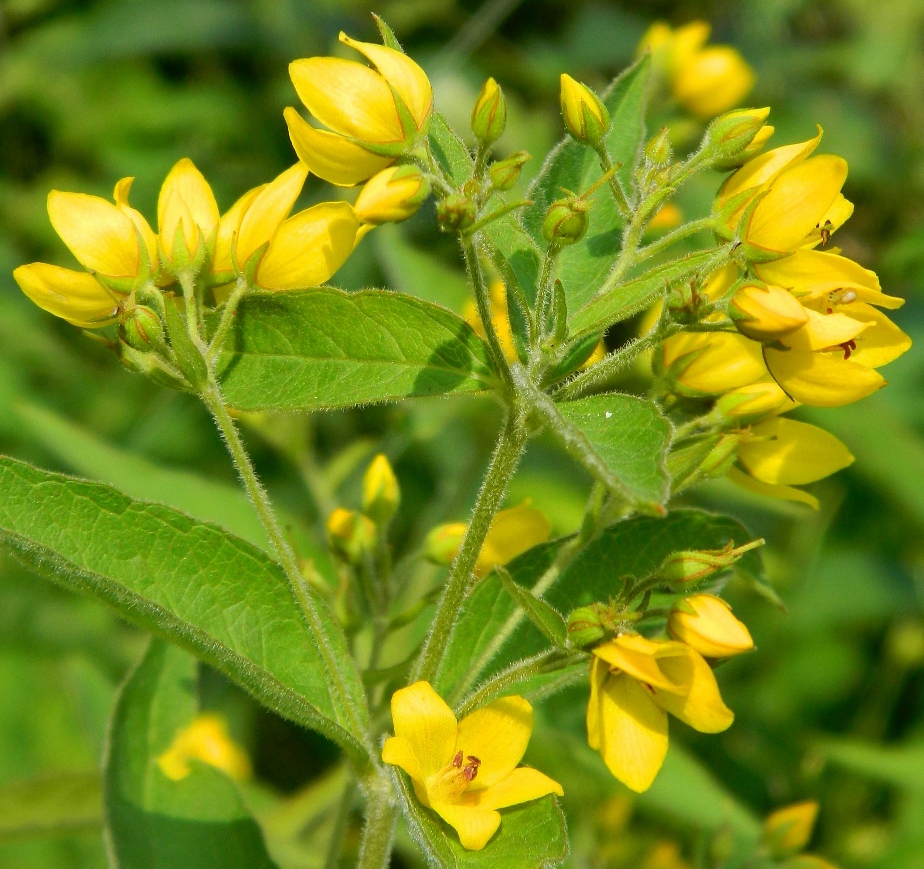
[392, 769, 568, 868]
[822, 738, 924, 794]
[0, 772, 103, 844]
[212, 289, 496, 412]
[521, 57, 651, 312]
[0, 456, 370, 764]
[554, 393, 672, 507]
[497, 568, 567, 647]
[429, 112, 473, 187]
[437, 510, 761, 702]
[484, 212, 543, 306]
[568, 249, 719, 338]
[105, 639, 279, 868]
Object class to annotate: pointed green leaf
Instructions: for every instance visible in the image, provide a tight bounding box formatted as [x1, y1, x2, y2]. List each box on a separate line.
[429, 112, 473, 186]
[0, 772, 103, 844]
[211, 289, 496, 411]
[163, 294, 207, 389]
[0, 456, 370, 764]
[497, 567, 567, 647]
[105, 640, 279, 868]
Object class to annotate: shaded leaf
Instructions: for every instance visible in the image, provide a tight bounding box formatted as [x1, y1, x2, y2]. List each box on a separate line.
[0, 772, 103, 844]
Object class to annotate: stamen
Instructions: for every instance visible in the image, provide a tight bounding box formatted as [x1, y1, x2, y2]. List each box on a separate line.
[462, 755, 481, 782]
[452, 750, 463, 768]
[839, 339, 857, 360]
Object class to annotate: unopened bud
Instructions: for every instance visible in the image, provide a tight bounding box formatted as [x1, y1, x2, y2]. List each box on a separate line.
[763, 801, 819, 859]
[542, 198, 590, 245]
[489, 151, 531, 191]
[567, 604, 610, 648]
[471, 77, 507, 145]
[712, 124, 774, 171]
[660, 539, 764, 584]
[327, 508, 376, 563]
[668, 594, 754, 658]
[560, 74, 610, 146]
[121, 305, 165, 354]
[355, 166, 430, 225]
[700, 432, 741, 478]
[436, 194, 477, 233]
[729, 282, 808, 341]
[716, 381, 793, 418]
[703, 108, 770, 161]
[645, 127, 672, 166]
[425, 522, 467, 566]
[362, 453, 400, 524]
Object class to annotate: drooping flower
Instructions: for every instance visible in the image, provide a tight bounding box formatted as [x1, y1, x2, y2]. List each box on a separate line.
[285, 33, 433, 186]
[382, 682, 563, 850]
[354, 165, 430, 225]
[157, 713, 251, 782]
[587, 633, 734, 792]
[667, 594, 755, 658]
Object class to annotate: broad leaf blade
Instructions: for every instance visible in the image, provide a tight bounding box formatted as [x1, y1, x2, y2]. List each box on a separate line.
[0, 456, 369, 761]
[105, 639, 279, 868]
[213, 289, 496, 412]
[0, 772, 103, 844]
[555, 394, 672, 507]
[392, 769, 568, 868]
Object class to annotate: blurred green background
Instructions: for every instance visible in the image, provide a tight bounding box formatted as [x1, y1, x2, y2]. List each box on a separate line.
[1, 0, 923, 867]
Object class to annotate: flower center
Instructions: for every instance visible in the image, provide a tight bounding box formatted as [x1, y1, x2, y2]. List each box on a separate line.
[427, 750, 482, 802]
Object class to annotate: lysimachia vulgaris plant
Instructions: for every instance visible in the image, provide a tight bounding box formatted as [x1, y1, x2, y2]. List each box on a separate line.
[4, 13, 904, 868]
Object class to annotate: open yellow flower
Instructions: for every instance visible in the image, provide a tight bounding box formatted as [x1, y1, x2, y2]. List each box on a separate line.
[157, 713, 251, 782]
[158, 158, 220, 272]
[382, 682, 563, 850]
[588, 633, 734, 792]
[211, 163, 362, 290]
[13, 177, 158, 325]
[285, 33, 432, 186]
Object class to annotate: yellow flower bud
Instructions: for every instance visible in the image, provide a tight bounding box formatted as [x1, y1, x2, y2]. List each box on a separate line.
[121, 305, 166, 354]
[668, 594, 754, 658]
[712, 123, 774, 171]
[645, 127, 672, 166]
[285, 33, 433, 187]
[703, 107, 771, 161]
[567, 604, 611, 648]
[327, 507, 376, 563]
[763, 801, 819, 858]
[362, 453, 400, 524]
[560, 74, 610, 146]
[425, 522, 467, 566]
[673, 46, 754, 118]
[471, 77, 507, 145]
[648, 203, 683, 231]
[542, 198, 590, 245]
[716, 380, 795, 418]
[355, 165, 430, 225]
[489, 151, 531, 191]
[729, 283, 809, 341]
[157, 158, 220, 274]
[157, 714, 251, 782]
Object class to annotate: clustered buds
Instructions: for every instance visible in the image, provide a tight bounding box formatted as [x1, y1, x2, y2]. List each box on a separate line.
[560, 74, 610, 146]
[437, 193, 477, 233]
[471, 77, 507, 145]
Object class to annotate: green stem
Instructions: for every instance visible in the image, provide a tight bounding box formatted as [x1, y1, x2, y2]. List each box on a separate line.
[533, 243, 560, 343]
[356, 774, 398, 869]
[323, 779, 357, 869]
[208, 276, 249, 363]
[594, 147, 631, 219]
[178, 270, 205, 350]
[635, 216, 715, 264]
[461, 235, 515, 393]
[411, 412, 528, 683]
[201, 377, 372, 764]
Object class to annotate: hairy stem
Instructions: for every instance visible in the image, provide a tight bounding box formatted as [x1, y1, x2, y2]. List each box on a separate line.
[635, 216, 715, 264]
[411, 412, 528, 683]
[356, 775, 398, 869]
[208, 276, 249, 363]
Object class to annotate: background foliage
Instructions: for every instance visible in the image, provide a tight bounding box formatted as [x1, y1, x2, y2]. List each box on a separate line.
[1, 0, 922, 866]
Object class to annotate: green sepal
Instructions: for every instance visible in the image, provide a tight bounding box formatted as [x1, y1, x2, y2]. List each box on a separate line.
[545, 332, 602, 384]
[163, 294, 208, 390]
[497, 567, 568, 648]
[373, 14, 403, 51]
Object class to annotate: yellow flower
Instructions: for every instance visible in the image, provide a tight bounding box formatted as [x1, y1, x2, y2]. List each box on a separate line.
[354, 165, 430, 225]
[716, 379, 796, 418]
[639, 21, 753, 118]
[559, 74, 610, 145]
[362, 453, 400, 524]
[157, 713, 251, 782]
[664, 331, 766, 396]
[648, 203, 683, 231]
[327, 507, 376, 563]
[158, 158, 220, 272]
[730, 417, 854, 509]
[668, 594, 754, 658]
[382, 682, 563, 851]
[588, 633, 734, 792]
[211, 163, 362, 290]
[14, 177, 158, 325]
[729, 282, 808, 341]
[285, 33, 433, 187]
[763, 800, 819, 857]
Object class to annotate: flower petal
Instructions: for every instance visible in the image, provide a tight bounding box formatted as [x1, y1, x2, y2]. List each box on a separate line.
[289, 57, 402, 142]
[13, 263, 119, 327]
[213, 185, 265, 275]
[839, 303, 912, 368]
[597, 672, 669, 793]
[430, 802, 501, 851]
[593, 635, 683, 693]
[389, 682, 457, 780]
[255, 201, 359, 290]
[455, 695, 533, 790]
[285, 107, 394, 187]
[48, 190, 138, 277]
[382, 735, 422, 782]
[651, 646, 735, 733]
[340, 33, 433, 129]
[463, 767, 563, 810]
[664, 332, 766, 395]
[586, 656, 606, 751]
[157, 158, 219, 238]
[727, 466, 819, 509]
[739, 417, 853, 486]
[113, 177, 159, 271]
[236, 163, 308, 264]
[748, 155, 848, 253]
[799, 308, 869, 351]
